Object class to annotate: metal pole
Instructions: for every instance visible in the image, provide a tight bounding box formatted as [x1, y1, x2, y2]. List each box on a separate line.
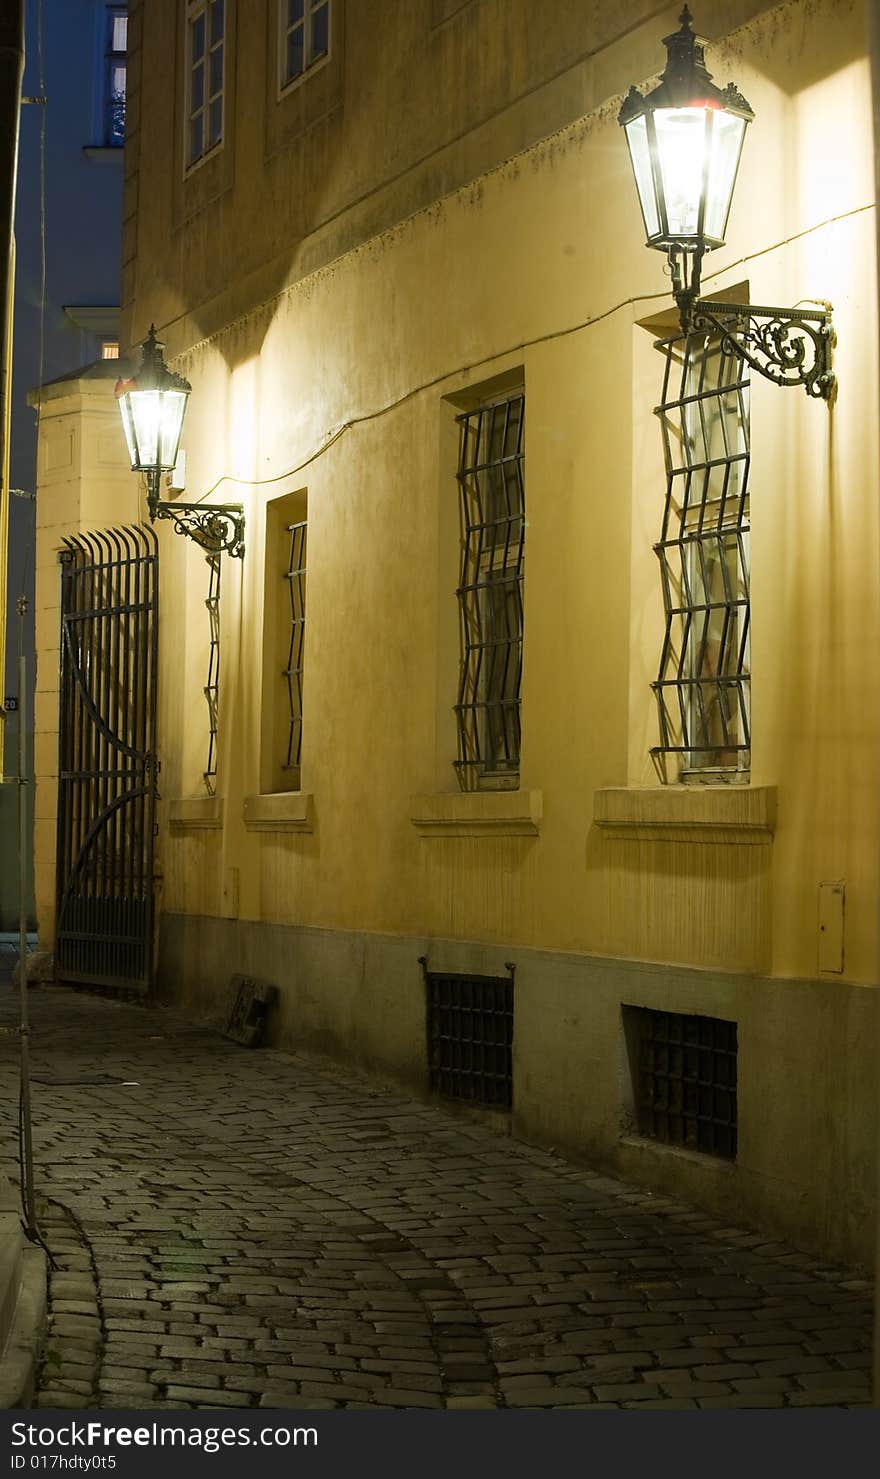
[867, 0, 880, 1413]
[16, 594, 35, 1237]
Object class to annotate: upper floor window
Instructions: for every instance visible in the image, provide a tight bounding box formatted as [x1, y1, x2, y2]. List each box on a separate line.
[280, 0, 330, 91]
[186, 0, 225, 169]
[104, 7, 127, 146]
[454, 392, 525, 792]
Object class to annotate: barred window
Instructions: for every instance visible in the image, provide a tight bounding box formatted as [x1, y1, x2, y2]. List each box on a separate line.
[280, 0, 330, 90]
[283, 521, 307, 777]
[186, 0, 225, 168]
[203, 552, 221, 793]
[262, 491, 307, 794]
[653, 332, 750, 776]
[454, 393, 525, 791]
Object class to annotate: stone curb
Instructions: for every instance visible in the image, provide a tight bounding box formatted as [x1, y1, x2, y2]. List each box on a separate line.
[0, 1244, 48, 1408]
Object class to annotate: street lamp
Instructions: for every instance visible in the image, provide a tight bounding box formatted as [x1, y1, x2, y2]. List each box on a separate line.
[619, 6, 835, 399]
[115, 326, 245, 557]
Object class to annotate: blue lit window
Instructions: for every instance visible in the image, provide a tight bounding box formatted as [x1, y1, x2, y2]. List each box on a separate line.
[104, 8, 127, 146]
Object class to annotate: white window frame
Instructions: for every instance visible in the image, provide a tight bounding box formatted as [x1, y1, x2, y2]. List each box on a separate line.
[278, 0, 332, 97]
[185, 0, 226, 174]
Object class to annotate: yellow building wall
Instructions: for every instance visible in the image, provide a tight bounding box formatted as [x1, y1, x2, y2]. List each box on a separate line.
[144, 0, 878, 988]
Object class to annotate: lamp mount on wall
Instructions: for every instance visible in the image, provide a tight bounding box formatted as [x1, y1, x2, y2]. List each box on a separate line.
[619, 7, 835, 399]
[115, 326, 246, 558]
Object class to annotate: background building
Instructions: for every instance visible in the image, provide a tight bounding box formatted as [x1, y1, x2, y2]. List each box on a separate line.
[1, 0, 127, 928]
[29, 0, 880, 1269]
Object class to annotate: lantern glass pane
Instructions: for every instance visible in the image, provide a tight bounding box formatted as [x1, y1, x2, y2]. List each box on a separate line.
[704, 110, 746, 242]
[129, 390, 162, 469]
[125, 388, 187, 472]
[158, 390, 188, 469]
[119, 394, 138, 467]
[654, 106, 709, 239]
[624, 115, 659, 240]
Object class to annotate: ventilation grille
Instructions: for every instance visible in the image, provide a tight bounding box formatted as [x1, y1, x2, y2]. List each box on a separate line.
[628, 1005, 737, 1159]
[424, 969, 514, 1108]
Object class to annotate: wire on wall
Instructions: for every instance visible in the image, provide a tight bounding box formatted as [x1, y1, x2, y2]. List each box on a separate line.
[182, 200, 871, 512]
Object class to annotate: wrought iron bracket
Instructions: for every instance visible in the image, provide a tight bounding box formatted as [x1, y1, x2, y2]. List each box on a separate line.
[666, 246, 835, 400]
[151, 499, 246, 558]
[682, 296, 836, 400]
[145, 470, 245, 557]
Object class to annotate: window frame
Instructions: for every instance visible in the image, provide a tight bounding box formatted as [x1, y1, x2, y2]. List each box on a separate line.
[261, 490, 308, 796]
[103, 6, 128, 148]
[184, 0, 227, 175]
[277, 0, 332, 98]
[282, 519, 307, 785]
[653, 330, 751, 781]
[453, 389, 525, 793]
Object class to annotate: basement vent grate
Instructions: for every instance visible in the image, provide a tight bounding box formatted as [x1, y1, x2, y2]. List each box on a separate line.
[420, 959, 514, 1108]
[628, 1005, 737, 1160]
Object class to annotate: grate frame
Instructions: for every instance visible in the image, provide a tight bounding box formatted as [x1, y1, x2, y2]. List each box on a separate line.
[454, 392, 525, 791]
[283, 520, 307, 774]
[421, 960, 514, 1108]
[203, 552, 221, 793]
[628, 1005, 738, 1159]
[653, 329, 750, 776]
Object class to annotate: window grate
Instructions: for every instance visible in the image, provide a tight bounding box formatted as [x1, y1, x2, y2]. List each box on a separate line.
[653, 332, 750, 774]
[629, 1006, 737, 1159]
[454, 393, 525, 791]
[283, 521, 306, 772]
[422, 965, 514, 1108]
[203, 552, 221, 792]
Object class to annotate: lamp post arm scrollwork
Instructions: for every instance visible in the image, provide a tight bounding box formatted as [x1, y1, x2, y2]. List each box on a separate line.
[145, 470, 246, 560]
[682, 297, 836, 401]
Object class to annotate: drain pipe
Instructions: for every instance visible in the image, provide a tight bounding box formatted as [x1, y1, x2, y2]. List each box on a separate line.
[16, 595, 34, 1237]
[0, 0, 24, 503]
[869, 0, 880, 1414]
[0, 2, 34, 1237]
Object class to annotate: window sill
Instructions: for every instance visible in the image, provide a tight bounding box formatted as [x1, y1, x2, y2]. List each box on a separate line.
[169, 795, 224, 832]
[619, 1133, 737, 1173]
[82, 146, 124, 164]
[594, 785, 776, 845]
[243, 791, 314, 834]
[411, 789, 542, 838]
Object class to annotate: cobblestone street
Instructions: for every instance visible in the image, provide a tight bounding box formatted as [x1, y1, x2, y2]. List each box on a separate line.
[0, 979, 873, 1411]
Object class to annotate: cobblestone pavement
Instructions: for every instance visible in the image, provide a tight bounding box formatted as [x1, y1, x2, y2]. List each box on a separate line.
[0, 979, 873, 1411]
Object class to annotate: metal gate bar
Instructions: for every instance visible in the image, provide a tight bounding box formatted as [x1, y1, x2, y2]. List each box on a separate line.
[55, 525, 159, 992]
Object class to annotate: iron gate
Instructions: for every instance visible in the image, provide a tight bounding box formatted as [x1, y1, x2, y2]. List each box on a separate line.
[55, 526, 159, 992]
